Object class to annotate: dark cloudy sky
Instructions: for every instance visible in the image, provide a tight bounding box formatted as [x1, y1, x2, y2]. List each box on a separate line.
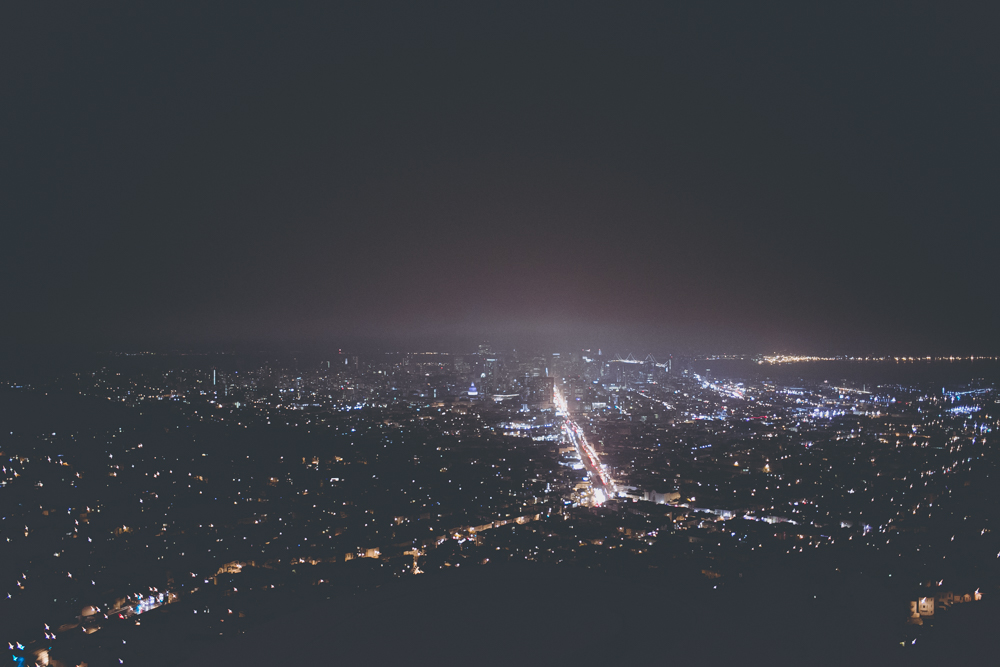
[3, 4, 998, 353]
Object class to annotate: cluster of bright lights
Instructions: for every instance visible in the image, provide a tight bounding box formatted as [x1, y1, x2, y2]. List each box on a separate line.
[944, 388, 992, 398]
[760, 355, 839, 364]
[692, 374, 746, 400]
[742, 514, 799, 525]
[501, 421, 551, 431]
[809, 408, 848, 419]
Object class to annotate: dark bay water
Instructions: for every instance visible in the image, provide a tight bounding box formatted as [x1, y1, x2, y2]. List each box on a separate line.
[691, 358, 1000, 389]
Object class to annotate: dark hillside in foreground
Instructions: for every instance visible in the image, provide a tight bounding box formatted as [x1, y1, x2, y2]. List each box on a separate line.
[178, 563, 914, 667]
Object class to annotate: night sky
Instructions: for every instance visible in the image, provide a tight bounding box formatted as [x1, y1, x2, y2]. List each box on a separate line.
[3, 4, 998, 354]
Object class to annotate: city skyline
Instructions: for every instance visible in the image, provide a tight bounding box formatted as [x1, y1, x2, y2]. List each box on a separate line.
[3, 347, 998, 664]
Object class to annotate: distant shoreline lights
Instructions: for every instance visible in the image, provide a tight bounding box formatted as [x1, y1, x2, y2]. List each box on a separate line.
[759, 355, 1000, 365]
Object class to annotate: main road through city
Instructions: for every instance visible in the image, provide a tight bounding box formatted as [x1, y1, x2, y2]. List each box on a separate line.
[554, 385, 617, 505]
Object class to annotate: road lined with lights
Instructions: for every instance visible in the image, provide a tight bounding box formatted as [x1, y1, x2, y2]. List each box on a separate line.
[554, 384, 617, 504]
